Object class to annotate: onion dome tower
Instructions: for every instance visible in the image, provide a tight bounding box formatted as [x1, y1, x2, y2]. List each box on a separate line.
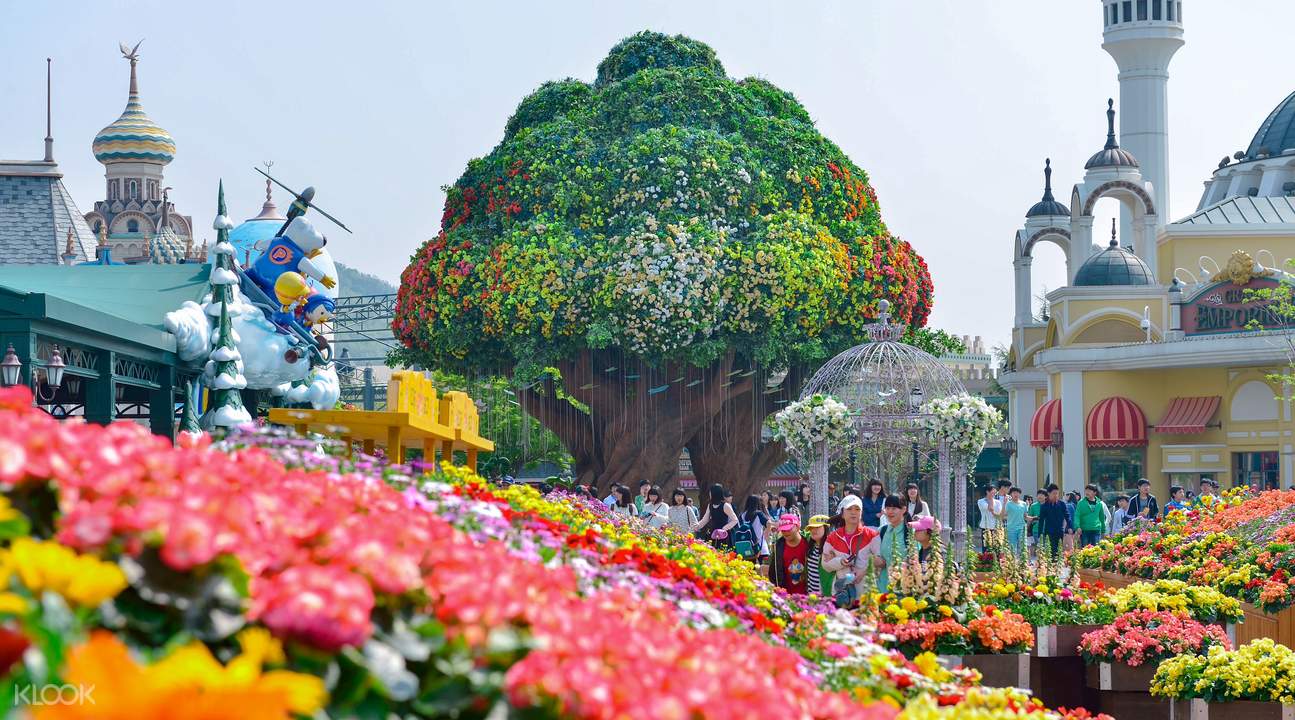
[83, 41, 194, 263]
[1026, 159, 1071, 220]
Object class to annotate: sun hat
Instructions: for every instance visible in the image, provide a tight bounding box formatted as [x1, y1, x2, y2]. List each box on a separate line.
[908, 515, 938, 533]
[806, 514, 831, 529]
[777, 514, 801, 533]
[837, 495, 863, 513]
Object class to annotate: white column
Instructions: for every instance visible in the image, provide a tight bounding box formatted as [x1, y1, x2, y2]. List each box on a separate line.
[1060, 371, 1086, 493]
[1012, 388, 1040, 494]
[1014, 257, 1034, 327]
[1070, 215, 1095, 283]
[938, 440, 951, 544]
[1103, 14, 1183, 232]
[810, 443, 829, 518]
[1139, 214, 1160, 280]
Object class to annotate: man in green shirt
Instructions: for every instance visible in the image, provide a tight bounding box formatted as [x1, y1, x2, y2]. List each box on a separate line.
[1026, 489, 1046, 557]
[1074, 484, 1108, 548]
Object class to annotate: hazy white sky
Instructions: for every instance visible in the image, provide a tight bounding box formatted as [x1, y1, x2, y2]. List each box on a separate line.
[2, 0, 1292, 348]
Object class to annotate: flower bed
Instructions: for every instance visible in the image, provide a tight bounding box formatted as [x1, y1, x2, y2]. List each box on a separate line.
[1079, 610, 1231, 669]
[1105, 580, 1243, 625]
[0, 385, 1117, 719]
[1078, 488, 1295, 613]
[1152, 639, 1295, 705]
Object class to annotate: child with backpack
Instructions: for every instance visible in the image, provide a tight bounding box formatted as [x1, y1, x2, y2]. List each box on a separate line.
[735, 496, 770, 563]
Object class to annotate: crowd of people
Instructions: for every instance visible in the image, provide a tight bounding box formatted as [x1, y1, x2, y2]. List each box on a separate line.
[974, 476, 1223, 556]
[586, 478, 943, 608]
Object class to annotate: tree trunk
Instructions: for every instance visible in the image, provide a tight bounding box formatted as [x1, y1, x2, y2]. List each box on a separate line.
[517, 349, 751, 496]
[686, 366, 806, 505]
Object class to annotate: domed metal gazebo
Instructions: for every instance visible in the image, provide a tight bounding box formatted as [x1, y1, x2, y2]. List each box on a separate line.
[799, 300, 972, 550]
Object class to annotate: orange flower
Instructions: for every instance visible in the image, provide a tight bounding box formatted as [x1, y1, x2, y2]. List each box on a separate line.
[966, 611, 1034, 654]
[34, 632, 324, 720]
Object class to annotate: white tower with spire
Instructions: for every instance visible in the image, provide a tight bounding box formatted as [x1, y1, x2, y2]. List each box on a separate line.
[1100, 0, 1184, 232]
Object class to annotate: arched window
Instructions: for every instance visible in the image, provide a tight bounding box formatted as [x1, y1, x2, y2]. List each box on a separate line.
[127, 219, 139, 233]
[128, 181, 138, 200]
[1231, 380, 1278, 422]
[108, 180, 118, 200]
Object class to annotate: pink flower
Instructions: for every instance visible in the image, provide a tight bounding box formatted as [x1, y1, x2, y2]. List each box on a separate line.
[250, 565, 375, 651]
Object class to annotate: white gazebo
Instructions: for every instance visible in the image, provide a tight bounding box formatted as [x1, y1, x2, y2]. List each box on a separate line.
[799, 300, 973, 552]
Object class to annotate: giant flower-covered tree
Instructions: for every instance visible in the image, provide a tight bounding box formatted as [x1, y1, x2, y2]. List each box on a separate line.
[394, 32, 933, 494]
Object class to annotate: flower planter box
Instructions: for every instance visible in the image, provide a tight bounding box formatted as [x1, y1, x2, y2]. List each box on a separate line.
[1080, 569, 1264, 646]
[1084, 662, 1170, 719]
[938, 653, 1030, 689]
[1034, 624, 1105, 657]
[1085, 660, 1159, 692]
[1210, 621, 1239, 646]
[1170, 699, 1295, 720]
[1031, 655, 1096, 712]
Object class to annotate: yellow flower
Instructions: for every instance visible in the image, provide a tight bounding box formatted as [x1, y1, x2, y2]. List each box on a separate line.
[0, 497, 19, 523]
[938, 605, 953, 617]
[8, 538, 127, 608]
[0, 592, 26, 615]
[900, 597, 919, 613]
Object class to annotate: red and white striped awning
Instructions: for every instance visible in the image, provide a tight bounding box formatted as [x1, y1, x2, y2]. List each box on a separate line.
[1086, 396, 1148, 448]
[1030, 399, 1062, 448]
[1154, 396, 1221, 434]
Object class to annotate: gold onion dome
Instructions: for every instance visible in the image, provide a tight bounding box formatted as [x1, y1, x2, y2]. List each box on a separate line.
[92, 43, 175, 165]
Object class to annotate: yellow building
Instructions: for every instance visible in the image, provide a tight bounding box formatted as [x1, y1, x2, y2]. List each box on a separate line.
[1001, 79, 1295, 501]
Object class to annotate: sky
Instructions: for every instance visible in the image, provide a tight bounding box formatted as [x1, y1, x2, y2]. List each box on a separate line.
[2, 0, 1292, 350]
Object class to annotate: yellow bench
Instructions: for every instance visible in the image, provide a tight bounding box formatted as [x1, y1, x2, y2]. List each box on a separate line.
[267, 370, 494, 470]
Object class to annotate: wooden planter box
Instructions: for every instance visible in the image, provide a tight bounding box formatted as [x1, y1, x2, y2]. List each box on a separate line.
[1170, 698, 1295, 720]
[938, 653, 1030, 689]
[1085, 662, 1170, 719]
[1034, 624, 1105, 657]
[1085, 661, 1159, 692]
[1031, 655, 1096, 711]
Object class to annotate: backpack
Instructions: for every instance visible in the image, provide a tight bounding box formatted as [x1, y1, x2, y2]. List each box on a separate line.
[731, 517, 758, 559]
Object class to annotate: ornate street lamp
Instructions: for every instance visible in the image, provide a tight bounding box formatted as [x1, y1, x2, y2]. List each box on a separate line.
[1050, 428, 1064, 449]
[0, 345, 20, 387]
[1001, 436, 1018, 456]
[43, 345, 66, 393]
[909, 386, 925, 412]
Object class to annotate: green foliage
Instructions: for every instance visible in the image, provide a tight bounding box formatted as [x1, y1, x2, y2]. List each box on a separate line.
[1243, 259, 1295, 386]
[394, 30, 933, 375]
[595, 31, 724, 87]
[903, 327, 967, 357]
[430, 371, 572, 477]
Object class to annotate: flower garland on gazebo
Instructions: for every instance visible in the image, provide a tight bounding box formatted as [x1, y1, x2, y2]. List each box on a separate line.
[768, 393, 856, 459]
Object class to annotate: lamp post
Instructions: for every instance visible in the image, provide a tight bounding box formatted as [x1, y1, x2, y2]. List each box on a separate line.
[0, 345, 20, 387]
[1050, 428, 1063, 449]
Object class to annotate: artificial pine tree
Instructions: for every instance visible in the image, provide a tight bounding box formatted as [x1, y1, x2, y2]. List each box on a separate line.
[201, 181, 251, 428]
[178, 376, 202, 434]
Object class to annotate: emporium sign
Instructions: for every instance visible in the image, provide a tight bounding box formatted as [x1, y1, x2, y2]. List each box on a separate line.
[1184, 277, 1293, 335]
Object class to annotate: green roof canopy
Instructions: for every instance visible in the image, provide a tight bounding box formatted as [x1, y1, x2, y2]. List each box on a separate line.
[0, 264, 209, 352]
